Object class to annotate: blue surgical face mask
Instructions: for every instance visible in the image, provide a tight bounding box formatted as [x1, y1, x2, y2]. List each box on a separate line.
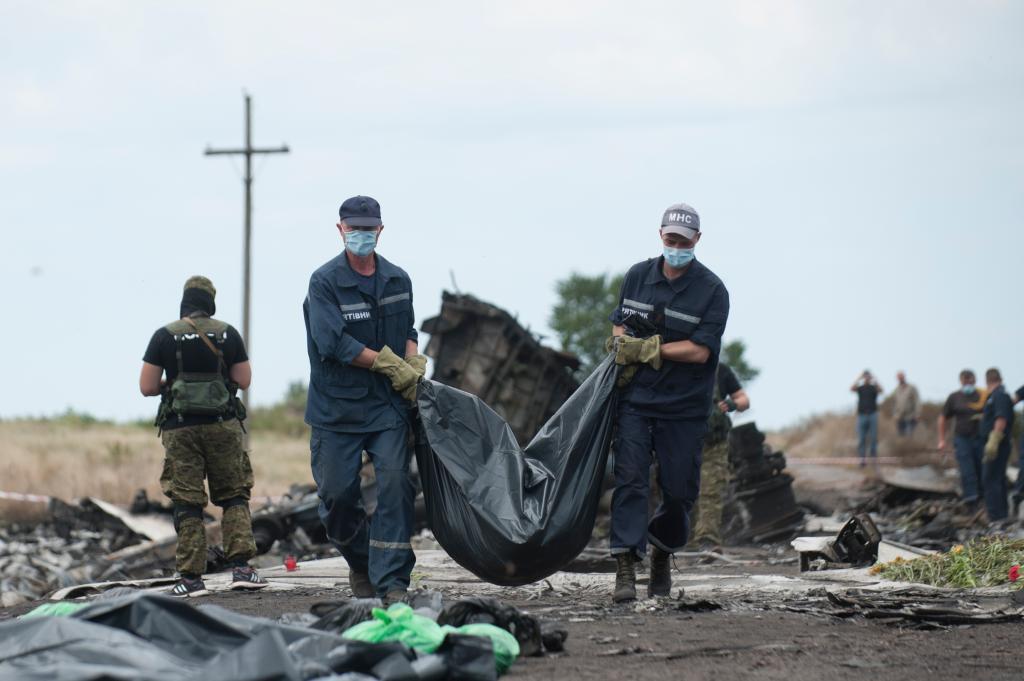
[664, 246, 695, 269]
[345, 229, 378, 257]
[962, 384, 976, 394]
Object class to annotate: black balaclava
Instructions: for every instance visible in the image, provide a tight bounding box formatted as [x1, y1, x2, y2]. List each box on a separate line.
[180, 288, 215, 318]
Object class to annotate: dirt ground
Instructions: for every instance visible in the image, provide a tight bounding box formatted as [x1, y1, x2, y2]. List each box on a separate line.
[166, 582, 1020, 681]
[8, 552, 1015, 681]
[3, 449, 1020, 680]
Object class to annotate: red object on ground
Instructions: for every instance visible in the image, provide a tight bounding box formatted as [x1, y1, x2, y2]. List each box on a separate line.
[1009, 564, 1020, 582]
[284, 555, 298, 571]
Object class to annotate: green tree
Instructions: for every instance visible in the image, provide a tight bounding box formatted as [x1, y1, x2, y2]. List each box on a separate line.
[550, 272, 624, 376]
[721, 339, 759, 383]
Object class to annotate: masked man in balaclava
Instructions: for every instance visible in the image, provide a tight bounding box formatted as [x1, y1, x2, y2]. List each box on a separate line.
[140, 276, 266, 597]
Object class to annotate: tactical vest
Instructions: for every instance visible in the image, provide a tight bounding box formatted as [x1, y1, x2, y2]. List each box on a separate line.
[157, 317, 243, 426]
[706, 372, 732, 445]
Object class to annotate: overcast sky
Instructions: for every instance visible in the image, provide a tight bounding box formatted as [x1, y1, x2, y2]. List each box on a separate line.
[2, 1, 1022, 430]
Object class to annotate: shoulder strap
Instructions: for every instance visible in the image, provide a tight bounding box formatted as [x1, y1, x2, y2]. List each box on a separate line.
[183, 317, 229, 375]
[174, 333, 185, 377]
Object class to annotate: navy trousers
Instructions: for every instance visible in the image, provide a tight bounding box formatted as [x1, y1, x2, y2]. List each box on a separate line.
[856, 413, 879, 462]
[610, 409, 707, 557]
[310, 425, 415, 595]
[1015, 436, 1024, 504]
[953, 435, 984, 504]
[982, 437, 1011, 521]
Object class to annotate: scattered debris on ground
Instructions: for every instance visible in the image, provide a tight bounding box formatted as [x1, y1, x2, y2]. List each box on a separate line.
[249, 484, 330, 556]
[793, 513, 883, 571]
[784, 586, 1024, 628]
[0, 497, 166, 606]
[722, 423, 805, 544]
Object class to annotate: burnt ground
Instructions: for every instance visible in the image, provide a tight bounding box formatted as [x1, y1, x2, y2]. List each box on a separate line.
[6, 557, 1019, 681]
[197, 584, 1023, 681]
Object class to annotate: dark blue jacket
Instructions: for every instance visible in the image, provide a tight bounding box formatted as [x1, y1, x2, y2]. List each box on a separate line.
[303, 252, 417, 433]
[609, 257, 729, 420]
[981, 384, 1014, 439]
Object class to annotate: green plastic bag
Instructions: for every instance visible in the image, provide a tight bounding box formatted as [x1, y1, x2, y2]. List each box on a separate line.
[449, 623, 520, 674]
[340, 603, 521, 674]
[21, 602, 89, 619]
[342, 603, 446, 652]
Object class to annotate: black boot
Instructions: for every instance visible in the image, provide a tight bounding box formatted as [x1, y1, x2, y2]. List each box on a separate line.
[348, 570, 375, 598]
[613, 553, 637, 603]
[649, 547, 672, 598]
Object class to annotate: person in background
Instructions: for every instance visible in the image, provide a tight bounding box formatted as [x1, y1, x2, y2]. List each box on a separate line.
[851, 370, 883, 467]
[980, 368, 1013, 521]
[1011, 383, 1024, 516]
[690, 362, 750, 551]
[937, 369, 985, 509]
[892, 371, 921, 437]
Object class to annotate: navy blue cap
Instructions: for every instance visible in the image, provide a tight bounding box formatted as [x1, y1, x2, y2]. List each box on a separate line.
[339, 195, 382, 228]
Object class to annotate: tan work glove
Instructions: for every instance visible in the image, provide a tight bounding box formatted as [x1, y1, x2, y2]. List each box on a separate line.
[609, 335, 663, 370]
[371, 346, 420, 402]
[983, 430, 1004, 462]
[604, 336, 661, 388]
[406, 354, 428, 379]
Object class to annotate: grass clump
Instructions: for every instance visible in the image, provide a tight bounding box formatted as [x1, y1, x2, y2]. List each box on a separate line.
[875, 536, 1024, 589]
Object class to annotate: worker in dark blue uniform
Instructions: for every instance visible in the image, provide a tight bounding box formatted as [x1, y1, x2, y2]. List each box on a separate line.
[1011, 383, 1024, 515]
[303, 195, 427, 605]
[980, 367, 1014, 521]
[606, 202, 729, 603]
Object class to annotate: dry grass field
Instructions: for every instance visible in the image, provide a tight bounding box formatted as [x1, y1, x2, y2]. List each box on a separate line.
[0, 420, 313, 512]
[768, 402, 945, 463]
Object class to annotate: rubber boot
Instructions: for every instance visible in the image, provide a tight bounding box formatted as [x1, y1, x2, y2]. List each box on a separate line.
[649, 547, 672, 598]
[612, 553, 637, 603]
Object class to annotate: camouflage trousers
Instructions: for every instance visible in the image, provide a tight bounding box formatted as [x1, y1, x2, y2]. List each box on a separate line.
[160, 420, 256, 576]
[690, 439, 730, 547]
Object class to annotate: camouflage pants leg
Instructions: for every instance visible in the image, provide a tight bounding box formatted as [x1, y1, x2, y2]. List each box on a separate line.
[691, 439, 730, 547]
[221, 505, 256, 564]
[161, 426, 211, 576]
[203, 420, 257, 565]
[161, 420, 255, 574]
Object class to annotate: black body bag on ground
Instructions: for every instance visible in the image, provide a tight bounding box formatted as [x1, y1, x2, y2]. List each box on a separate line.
[415, 355, 618, 586]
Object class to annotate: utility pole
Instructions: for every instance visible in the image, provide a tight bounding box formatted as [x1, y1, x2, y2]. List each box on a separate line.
[205, 93, 289, 414]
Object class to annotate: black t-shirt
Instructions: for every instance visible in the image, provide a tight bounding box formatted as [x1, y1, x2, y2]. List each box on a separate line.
[143, 318, 248, 429]
[716, 363, 742, 399]
[942, 389, 982, 438]
[855, 384, 880, 415]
